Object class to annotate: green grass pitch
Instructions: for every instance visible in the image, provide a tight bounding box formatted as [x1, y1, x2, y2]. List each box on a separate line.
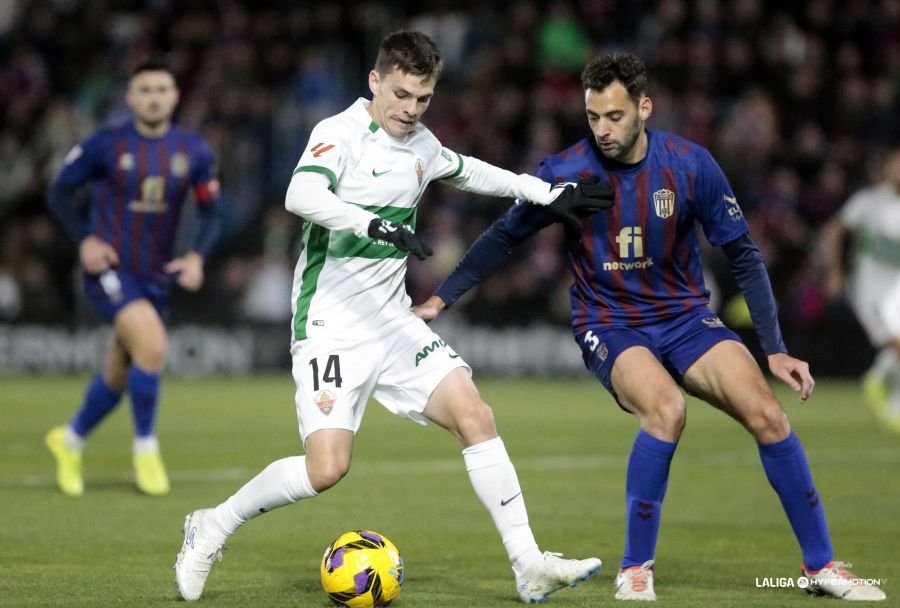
[1, 375, 897, 607]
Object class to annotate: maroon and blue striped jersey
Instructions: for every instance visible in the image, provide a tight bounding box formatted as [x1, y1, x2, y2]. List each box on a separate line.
[543, 130, 749, 332]
[49, 121, 220, 283]
[437, 129, 752, 331]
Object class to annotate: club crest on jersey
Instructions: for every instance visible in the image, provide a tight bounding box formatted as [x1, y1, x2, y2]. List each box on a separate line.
[653, 188, 675, 219]
[118, 152, 135, 171]
[314, 389, 336, 415]
[415, 158, 425, 185]
[170, 152, 190, 177]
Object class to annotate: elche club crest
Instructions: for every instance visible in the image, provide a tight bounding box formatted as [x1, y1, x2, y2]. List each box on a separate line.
[415, 158, 424, 185]
[653, 188, 675, 218]
[314, 390, 336, 415]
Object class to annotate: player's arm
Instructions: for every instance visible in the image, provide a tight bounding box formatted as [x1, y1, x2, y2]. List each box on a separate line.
[696, 148, 812, 399]
[287, 126, 429, 259]
[165, 140, 222, 291]
[46, 135, 119, 274]
[721, 232, 814, 401]
[413, 200, 553, 321]
[286, 172, 431, 260]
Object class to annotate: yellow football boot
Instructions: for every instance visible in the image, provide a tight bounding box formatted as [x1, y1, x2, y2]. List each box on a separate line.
[45, 426, 84, 497]
[134, 450, 170, 496]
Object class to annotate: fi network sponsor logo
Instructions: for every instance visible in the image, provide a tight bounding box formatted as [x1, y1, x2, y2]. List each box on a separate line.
[603, 226, 654, 271]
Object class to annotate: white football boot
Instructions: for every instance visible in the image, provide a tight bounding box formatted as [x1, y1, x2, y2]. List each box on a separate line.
[174, 509, 226, 601]
[515, 551, 602, 603]
[802, 561, 886, 601]
[614, 560, 656, 600]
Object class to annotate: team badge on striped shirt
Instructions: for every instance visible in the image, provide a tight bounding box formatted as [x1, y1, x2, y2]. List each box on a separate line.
[653, 188, 675, 218]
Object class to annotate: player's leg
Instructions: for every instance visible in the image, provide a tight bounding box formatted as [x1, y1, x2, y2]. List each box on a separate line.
[682, 340, 884, 600]
[421, 368, 601, 603]
[874, 282, 900, 432]
[114, 299, 170, 495]
[175, 337, 373, 601]
[604, 345, 684, 601]
[45, 332, 129, 496]
[373, 315, 600, 603]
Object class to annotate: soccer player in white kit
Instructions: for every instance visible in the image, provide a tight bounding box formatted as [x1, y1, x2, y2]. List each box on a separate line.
[174, 31, 609, 603]
[822, 147, 900, 432]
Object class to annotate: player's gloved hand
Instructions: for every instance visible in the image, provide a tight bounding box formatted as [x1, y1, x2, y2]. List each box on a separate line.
[368, 218, 433, 260]
[547, 182, 615, 232]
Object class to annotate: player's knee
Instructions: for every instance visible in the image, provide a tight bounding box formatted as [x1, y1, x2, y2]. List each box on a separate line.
[454, 399, 497, 445]
[642, 394, 686, 438]
[134, 336, 167, 370]
[306, 456, 350, 492]
[748, 400, 790, 443]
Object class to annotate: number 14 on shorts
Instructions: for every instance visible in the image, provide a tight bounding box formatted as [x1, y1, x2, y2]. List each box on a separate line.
[310, 355, 343, 390]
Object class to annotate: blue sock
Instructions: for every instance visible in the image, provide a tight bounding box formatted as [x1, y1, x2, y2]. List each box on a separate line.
[758, 431, 833, 571]
[70, 374, 123, 437]
[622, 430, 678, 569]
[128, 365, 161, 438]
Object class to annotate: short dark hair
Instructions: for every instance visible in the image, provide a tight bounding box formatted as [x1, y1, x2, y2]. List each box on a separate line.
[130, 56, 174, 79]
[374, 31, 442, 80]
[581, 53, 648, 104]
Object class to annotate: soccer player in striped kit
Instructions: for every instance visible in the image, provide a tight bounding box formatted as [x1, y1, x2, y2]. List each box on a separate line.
[45, 58, 220, 497]
[415, 53, 885, 601]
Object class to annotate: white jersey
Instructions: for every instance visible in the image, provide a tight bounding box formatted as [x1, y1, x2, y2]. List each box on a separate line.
[289, 99, 459, 340]
[840, 181, 900, 343]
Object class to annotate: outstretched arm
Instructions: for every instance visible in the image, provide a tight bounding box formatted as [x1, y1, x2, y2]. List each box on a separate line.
[412, 201, 553, 321]
[722, 232, 814, 401]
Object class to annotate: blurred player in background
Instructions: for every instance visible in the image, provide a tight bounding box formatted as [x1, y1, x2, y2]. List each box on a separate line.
[821, 147, 900, 433]
[45, 58, 221, 497]
[174, 31, 610, 604]
[415, 53, 886, 601]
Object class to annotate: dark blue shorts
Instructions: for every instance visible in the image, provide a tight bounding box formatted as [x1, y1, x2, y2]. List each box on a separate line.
[83, 270, 170, 323]
[575, 306, 741, 400]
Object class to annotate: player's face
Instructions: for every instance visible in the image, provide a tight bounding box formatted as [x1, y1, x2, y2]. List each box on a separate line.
[368, 68, 435, 138]
[126, 70, 179, 130]
[585, 81, 652, 164]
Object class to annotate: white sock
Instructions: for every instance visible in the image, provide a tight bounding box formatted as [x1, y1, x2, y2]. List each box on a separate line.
[64, 425, 85, 451]
[462, 436, 542, 572]
[213, 455, 317, 538]
[870, 348, 898, 380]
[132, 435, 159, 455]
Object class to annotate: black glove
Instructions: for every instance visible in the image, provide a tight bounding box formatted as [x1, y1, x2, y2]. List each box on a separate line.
[546, 182, 615, 232]
[367, 218, 433, 260]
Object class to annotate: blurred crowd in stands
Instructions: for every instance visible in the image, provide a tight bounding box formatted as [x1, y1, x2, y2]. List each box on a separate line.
[1, 0, 898, 351]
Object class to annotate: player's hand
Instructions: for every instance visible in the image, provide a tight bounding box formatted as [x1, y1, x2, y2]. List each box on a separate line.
[412, 295, 446, 323]
[368, 218, 433, 261]
[546, 182, 615, 232]
[165, 251, 205, 291]
[79, 235, 119, 274]
[768, 353, 815, 402]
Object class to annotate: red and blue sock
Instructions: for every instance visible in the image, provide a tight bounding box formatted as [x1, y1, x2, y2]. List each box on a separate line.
[622, 429, 678, 569]
[758, 431, 833, 571]
[70, 374, 122, 437]
[127, 365, 161, 438]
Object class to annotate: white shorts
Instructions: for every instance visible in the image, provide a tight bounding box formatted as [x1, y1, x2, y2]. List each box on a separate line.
[849, 258, 900, 345]
[290, 311, 470, 443]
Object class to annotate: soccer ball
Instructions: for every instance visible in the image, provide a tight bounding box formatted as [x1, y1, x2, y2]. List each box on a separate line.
[320, 530, 404, 607]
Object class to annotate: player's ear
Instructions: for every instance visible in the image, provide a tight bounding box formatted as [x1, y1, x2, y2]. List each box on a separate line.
[639, 96, 652, 121]
[368, 70, 380, 97]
